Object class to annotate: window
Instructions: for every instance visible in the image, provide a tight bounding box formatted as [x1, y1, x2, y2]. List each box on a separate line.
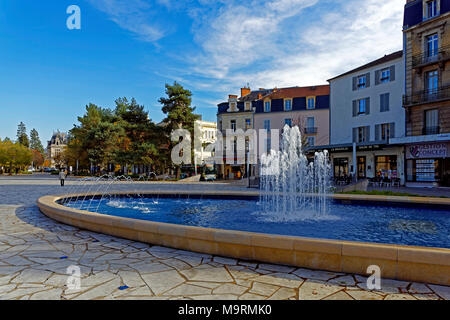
[425, 109, 439, 134]
[307, 117, 315, 128]
[380, 69, 390, 83]
[357, 75, 366, 89]
[426, 0, 438, 19]
[307, 136, 315, 146]
[380, 93, 390, 112]
[381, 123, 390, 141]
[307, 97, 315, 109]
[264, 101, 271, 112]
[375, 156, 397, 178]
[426, 33, 438, 59]
[426, 70, 439, 97]
[358, 99, 366, 114]
[284, 99, 292, 111]
[219, 121, 222, 131]
[264, 119, 271, 132]
[245, 102, 251, 111]
[357, 126, 367, 143]
[245, 119, 251, 130]
[230, 102, 237, 111]
[230, 120, 236, 131]
[284, 118, 292, 127]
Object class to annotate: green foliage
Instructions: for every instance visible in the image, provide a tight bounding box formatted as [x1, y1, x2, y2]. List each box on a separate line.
[0, 140, 32, 172]
[29, 129, 45, 154]
[16, 122, 30, 148]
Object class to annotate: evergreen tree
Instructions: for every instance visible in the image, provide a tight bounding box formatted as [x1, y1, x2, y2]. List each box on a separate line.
[29, 129, 45, 154]
[16, 122, 29, 147]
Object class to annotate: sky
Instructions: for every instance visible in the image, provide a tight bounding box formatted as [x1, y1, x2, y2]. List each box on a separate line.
[0, 0, 404, 145]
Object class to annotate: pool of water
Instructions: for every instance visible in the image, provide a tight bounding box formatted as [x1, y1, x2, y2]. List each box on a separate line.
[64, 196, 450, 249]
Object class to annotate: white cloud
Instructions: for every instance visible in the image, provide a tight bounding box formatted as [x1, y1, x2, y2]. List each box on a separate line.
[87, 0, 167, 41]
[183, 0, 404, 94]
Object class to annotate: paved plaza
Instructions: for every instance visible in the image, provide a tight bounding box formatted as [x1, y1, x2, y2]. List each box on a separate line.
[0, 175, 449, 300]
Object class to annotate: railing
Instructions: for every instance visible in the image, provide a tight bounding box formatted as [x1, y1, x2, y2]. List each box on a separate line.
[422, 126, 440, 135]
[403, 85, 450, 106]
[304, 127, 317, 134]
[412, 45, 450, 68]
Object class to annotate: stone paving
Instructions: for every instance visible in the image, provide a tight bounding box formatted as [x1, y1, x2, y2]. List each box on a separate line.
[0, 175, 449, 300]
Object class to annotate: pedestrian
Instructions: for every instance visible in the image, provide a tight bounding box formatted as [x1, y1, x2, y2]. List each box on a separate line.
[59, 169, 67, 187]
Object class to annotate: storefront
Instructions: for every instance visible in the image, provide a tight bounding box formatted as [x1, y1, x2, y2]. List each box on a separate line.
[405, 142, 450, 187]
[310, 143, 405, 185]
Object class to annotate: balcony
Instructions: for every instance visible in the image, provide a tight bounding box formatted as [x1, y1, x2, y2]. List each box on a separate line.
[403, 85, 450, 106]
[304, 127, 318, 134]
[412, 45, 450, 70]
[422, 126, 440, 135]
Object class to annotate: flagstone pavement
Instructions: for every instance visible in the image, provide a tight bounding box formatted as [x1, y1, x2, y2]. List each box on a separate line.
[0, 175, 449, 300]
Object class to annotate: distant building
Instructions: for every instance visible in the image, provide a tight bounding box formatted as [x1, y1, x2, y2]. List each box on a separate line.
[194, 120, 217, 165]
[47, 131, 68, 167]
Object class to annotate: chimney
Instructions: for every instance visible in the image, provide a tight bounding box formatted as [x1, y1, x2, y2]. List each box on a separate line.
[228, 94, 238, 100]
[240, 87, 251, 98]
[257, 93, 262, 100]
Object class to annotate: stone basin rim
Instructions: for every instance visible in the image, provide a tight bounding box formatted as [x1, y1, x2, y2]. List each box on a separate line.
[36, 191, 450, 286]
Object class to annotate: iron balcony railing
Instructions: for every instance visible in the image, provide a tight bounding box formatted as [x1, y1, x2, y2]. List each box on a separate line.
[412, 45, 450, 68]
[403, 85, 450, 106]
[422, 126, 440, 135]
[304, 127, 318, 134]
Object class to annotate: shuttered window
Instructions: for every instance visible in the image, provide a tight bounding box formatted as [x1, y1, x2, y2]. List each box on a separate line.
[380, 93, 390, 112]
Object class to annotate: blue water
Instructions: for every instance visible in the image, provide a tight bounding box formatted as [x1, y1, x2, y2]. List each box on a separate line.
[65, 196, 450, 249]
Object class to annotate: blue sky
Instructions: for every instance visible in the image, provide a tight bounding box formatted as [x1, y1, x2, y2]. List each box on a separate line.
[0, 0, 404, 144]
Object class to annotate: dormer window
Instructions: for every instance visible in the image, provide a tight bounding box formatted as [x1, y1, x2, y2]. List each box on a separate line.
[244, 102, 251, 111]
[230, 102, 237, 112]
[306, 97, 316, 109]
[264, 101, 271, 112]
[426, 0, 438, 19]
[284, 99, 292, 111]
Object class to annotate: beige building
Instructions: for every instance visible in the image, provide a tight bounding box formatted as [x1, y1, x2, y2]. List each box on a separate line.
[47, 131, 68, 167]
[394, 0, 450, 186]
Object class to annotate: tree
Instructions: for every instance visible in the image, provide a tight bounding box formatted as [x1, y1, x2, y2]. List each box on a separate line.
[159, 82, 200, 178]
[31, 149, 44, 169]
[0, 140, 32, 174]
[30, 129, 45, 154]
[16, 122, 30, 148]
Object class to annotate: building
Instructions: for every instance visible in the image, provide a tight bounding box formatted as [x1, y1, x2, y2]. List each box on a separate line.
[47, 131, 68, 167]
[312, 51, 406, 184]
[391, 0, 450, 187]
[216, 87, 273, 179]
[253, 85, 330, 152]
[194, 120, 217, 165]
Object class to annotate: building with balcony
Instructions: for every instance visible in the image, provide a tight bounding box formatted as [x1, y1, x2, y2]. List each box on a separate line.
[393, 0, 450, 186]
[311, 51, 407, 185]
[194, 120, 217, 165]
[47, 131, 68, 167]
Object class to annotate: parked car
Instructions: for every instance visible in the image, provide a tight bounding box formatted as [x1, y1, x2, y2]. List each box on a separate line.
[205, 174, 216, 182]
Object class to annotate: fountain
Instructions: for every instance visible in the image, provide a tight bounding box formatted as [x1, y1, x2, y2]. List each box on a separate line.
[259, 125, 332, 221]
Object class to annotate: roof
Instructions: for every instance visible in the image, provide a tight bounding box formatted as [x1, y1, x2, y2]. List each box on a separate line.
[239, 89, 273, 102]
[260, 85, 329, 100]
[327, 50, 403, 82]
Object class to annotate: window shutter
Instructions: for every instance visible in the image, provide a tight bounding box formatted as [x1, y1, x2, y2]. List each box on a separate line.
[390, 65, 395, 81]
[385, 93, 390, 111]
[365, 97, 370, 115]
[375, 70, 380, 85]
[352, 77, 357, 91]
[352, 100, 357, 117]
[375, 124, 380, 141]
[366, 73, 371, 87]
[365, 126, 370, 142]
[380, 94, 384, 112]
[352, 128, 358, 143]
[389, 122, 395, 138]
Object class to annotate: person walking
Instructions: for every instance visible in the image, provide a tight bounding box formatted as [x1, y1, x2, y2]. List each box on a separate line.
[59, 169, 67, 187]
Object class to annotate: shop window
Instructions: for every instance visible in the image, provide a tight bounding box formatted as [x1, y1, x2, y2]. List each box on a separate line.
[375, 155, 398, 178]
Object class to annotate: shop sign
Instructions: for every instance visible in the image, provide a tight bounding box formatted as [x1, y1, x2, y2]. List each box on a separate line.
[407, 143, 448, 159]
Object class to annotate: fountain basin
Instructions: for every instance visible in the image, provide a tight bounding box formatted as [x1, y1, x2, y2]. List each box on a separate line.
[37, 191, 450, 286]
